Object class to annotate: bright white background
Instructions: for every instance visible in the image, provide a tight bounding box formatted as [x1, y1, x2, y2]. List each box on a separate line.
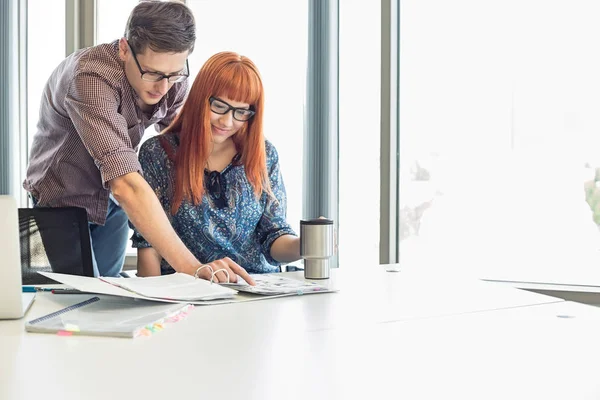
[398, 0, 600, 283]
[27, 1, 66, 151]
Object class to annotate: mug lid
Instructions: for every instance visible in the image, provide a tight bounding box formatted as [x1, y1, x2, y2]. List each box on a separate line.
[300, 218, 334, 225]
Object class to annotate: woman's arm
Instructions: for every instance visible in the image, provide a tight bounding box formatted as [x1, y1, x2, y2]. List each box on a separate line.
[136, 247, 162, 277]
[270, 234, 301, 263]
[255, 143, 299, 266]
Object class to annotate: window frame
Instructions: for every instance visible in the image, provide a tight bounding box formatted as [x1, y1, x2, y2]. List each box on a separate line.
[380, 0, 400, 264]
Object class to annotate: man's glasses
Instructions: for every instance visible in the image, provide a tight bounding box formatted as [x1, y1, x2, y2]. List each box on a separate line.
[128, 41, 189, 83]
[209, 97, 256, 122]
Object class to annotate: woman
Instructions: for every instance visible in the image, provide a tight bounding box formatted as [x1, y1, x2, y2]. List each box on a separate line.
[132, 51, 300, 283]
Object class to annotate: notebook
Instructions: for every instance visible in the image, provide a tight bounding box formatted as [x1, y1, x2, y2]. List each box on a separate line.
[0, 195, 36, 319]
[25, 295, 193, 338]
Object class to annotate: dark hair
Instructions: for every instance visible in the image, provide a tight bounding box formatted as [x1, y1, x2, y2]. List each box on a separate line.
[124, 0, 196, 54]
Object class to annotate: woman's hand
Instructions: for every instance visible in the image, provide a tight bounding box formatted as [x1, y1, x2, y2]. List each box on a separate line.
[192, 257, 256, 286]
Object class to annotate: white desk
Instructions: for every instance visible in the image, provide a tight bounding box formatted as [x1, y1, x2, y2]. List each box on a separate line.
[2, 266, 597, 400]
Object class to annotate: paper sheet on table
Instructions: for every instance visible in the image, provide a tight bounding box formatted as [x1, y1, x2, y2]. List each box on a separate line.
[39, 272, 237, 303]
[100, 273, 237, 301]
[220, 273, 333, 295]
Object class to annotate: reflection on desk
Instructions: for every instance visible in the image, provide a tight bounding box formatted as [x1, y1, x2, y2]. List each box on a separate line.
[2, 265, 599, 400]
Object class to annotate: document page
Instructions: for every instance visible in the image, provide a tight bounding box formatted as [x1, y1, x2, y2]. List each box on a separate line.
[220, 274, 331, 295]
[100, 273, 237, 301]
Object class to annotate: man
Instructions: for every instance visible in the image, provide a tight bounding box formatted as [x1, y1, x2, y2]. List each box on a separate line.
[23, 1, 253, 284]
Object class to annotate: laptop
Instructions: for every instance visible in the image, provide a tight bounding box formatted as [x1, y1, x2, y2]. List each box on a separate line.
[0, 195, 36, 319]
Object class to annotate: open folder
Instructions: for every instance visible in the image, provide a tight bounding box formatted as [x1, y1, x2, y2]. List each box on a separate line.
[39, 272, 238, 304]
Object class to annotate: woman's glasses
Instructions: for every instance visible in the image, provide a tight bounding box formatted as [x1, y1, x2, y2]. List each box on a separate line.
[209, 97, 255, 122]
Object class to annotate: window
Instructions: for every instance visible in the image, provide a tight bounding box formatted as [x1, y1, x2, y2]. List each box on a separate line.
[398, 0, 600, 281]
[338, 1, 382, 267]
[27, 2, 66, 162]
[96, 0, 139, 45]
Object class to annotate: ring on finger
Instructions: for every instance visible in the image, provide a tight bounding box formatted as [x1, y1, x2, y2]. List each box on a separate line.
[210, 268, 230, 284]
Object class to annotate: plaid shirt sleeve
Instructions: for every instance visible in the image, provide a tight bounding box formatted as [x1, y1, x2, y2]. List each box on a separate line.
[64, 71, 142, 188]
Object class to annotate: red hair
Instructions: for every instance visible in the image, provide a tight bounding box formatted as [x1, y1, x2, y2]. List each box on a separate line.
[161, 51, 268, 214]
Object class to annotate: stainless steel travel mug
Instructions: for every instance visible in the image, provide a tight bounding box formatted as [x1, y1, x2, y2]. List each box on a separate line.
[300, 218, 334, 279]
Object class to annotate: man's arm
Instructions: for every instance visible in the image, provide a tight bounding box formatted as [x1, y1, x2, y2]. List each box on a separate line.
[112, 172, 256, 284]
[110, 171, 200, 275]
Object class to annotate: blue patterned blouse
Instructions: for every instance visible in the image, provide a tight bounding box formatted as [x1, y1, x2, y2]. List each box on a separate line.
[131, 134, 297, 275]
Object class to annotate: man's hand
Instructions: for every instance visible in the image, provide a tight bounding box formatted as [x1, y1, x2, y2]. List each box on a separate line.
[193, 257, 256, 286]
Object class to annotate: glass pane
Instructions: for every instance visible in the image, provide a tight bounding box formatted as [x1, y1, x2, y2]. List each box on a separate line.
[399, 0, 600, 282]
[27, 0, 66, 152]
[339, 2, 381, 267]
[96, 0, 140, 45]
[187, 0, 307, 235]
